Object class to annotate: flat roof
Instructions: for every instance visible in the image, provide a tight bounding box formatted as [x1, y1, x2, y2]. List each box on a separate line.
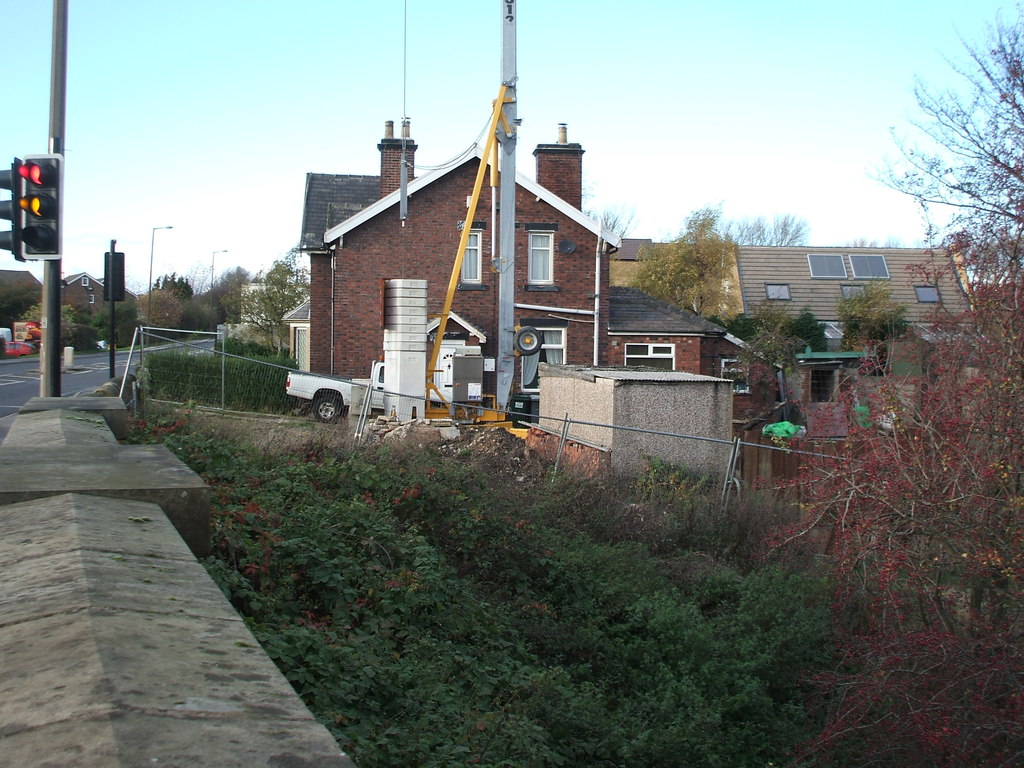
[541, 364, 726, 383]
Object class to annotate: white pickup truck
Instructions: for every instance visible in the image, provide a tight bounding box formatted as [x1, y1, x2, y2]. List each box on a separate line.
[285, 361, 386, 423]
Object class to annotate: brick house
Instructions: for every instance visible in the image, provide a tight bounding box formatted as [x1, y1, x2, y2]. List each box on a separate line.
[62, 272, 104, 313]
[299, 122, 731, 401]
[62, 272, 137, 314]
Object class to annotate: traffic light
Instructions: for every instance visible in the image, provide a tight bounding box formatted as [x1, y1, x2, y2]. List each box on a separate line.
[104, 249, 125, 302]
[17, 154, 62, 260]
[0, 159, 23, 258]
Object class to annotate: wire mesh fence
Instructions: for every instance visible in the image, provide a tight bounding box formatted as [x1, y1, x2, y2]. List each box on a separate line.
[136, 327, 297, 414]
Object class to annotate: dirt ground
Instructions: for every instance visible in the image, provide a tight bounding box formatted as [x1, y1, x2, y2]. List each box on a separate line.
[183, 408, 542, 478]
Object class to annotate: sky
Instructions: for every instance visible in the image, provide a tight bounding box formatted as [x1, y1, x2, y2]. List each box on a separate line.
[1, 0, 1014, 293]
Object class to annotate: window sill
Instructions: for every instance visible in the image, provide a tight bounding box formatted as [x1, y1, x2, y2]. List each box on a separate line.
[525, 284, 559, 292]
[457, 283, 488, 291]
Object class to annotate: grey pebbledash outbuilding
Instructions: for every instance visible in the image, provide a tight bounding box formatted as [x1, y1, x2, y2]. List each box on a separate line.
[536, 363, 733, 478]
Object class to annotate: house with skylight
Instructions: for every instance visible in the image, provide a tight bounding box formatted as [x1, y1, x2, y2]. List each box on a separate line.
[734, 246, 967, 346]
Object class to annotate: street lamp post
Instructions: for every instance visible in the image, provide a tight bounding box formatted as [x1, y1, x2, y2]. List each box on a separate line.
[210, 249, 228, 326]
[147, 225, 173, 323]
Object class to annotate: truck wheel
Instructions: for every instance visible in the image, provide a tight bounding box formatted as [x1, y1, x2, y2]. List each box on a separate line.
[313, 393, 344, 423]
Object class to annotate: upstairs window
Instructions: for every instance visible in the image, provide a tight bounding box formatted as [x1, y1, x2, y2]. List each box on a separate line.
[528, 232, 554, 284]
[82, 276, 90, 287]
[841, 284, 865, 299]
[915, 284, 940, 303]
[849, 253, 890, 279]
[460, 230, 482, 283]
[765, 283, 791, 300]
[808, 253, 846, 278]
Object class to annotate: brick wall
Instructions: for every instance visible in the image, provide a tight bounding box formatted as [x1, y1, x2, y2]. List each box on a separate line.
[309, 252, 333, 372]
[606, 334, 704, 374]
[533, 143, 584, 209]
[377, 138, 416, 198]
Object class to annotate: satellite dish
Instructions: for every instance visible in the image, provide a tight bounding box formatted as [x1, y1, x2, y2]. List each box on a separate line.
[558, 239, 576, 254]
[513, 326, 542, 355]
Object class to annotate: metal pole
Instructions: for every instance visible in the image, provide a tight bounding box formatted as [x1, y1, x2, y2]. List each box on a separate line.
[148, 225, 172, 321]
[108, 239, 116, 378]
[41, 0, 68, 397]
[495, 0, 518, 410]
[210, 249, 227, 326]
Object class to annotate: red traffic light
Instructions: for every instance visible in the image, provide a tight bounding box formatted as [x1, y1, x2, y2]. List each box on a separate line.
[18, 160, 56, 188]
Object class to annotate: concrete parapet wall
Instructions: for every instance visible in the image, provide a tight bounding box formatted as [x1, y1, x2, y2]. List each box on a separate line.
[2, 408, 119, 448]
[0, 493, 354, 767]
[19, 396, 131, 439]
[0, 399, 355, 766]
[0, 442, 211, 558]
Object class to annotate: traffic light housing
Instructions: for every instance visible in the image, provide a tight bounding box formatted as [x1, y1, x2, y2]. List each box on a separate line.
[18, 154, 63, 260]
[0, 159, 23, 258]
[104, 249, 125, 302]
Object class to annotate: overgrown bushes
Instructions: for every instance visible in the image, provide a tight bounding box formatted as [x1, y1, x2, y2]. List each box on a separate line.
[139, 415, 831, 767]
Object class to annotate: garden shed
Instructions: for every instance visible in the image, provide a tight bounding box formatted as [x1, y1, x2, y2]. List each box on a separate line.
[535, 364, 733, 478]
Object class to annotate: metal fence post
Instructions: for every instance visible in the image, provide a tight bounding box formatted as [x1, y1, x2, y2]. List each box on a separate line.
[553, 412, 571, 475]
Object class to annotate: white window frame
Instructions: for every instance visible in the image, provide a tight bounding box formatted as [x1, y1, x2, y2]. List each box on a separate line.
[765, 283, 792, 300]
[624, 342, 675, 370]
[914, 284, 940, 303]
[460, 229, 483, 283]
[521, 326, 565, 391]
[528, 231, 554, 284]
[848, 253, 890, 279]
[88, 293, 95, 305]
[82, 276, 90, 287]
[807, 253, 847, 279]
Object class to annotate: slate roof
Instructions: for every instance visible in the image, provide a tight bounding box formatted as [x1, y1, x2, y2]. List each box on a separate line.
[299, 173, 380, 251]
[0, 269, 42, 288]
[614, 238, 653, 262]
[608, 286, 726, 336]
[283, 300, 310, 323]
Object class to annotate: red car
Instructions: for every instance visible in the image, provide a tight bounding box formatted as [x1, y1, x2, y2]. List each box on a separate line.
[3, 340, 36, 357]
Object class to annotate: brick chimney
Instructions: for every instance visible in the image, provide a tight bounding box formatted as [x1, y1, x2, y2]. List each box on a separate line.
[378, 119, 417, 198]
[533, 123, 584, 209]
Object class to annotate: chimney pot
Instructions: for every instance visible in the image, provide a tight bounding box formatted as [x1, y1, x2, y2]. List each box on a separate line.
[557, 123, 568, 144]
[384, 120, 395, 139]
[401, 118, 411, 139]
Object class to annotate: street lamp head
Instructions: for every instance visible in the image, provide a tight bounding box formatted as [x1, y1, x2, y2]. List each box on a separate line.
[148, 225, 176, 324]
